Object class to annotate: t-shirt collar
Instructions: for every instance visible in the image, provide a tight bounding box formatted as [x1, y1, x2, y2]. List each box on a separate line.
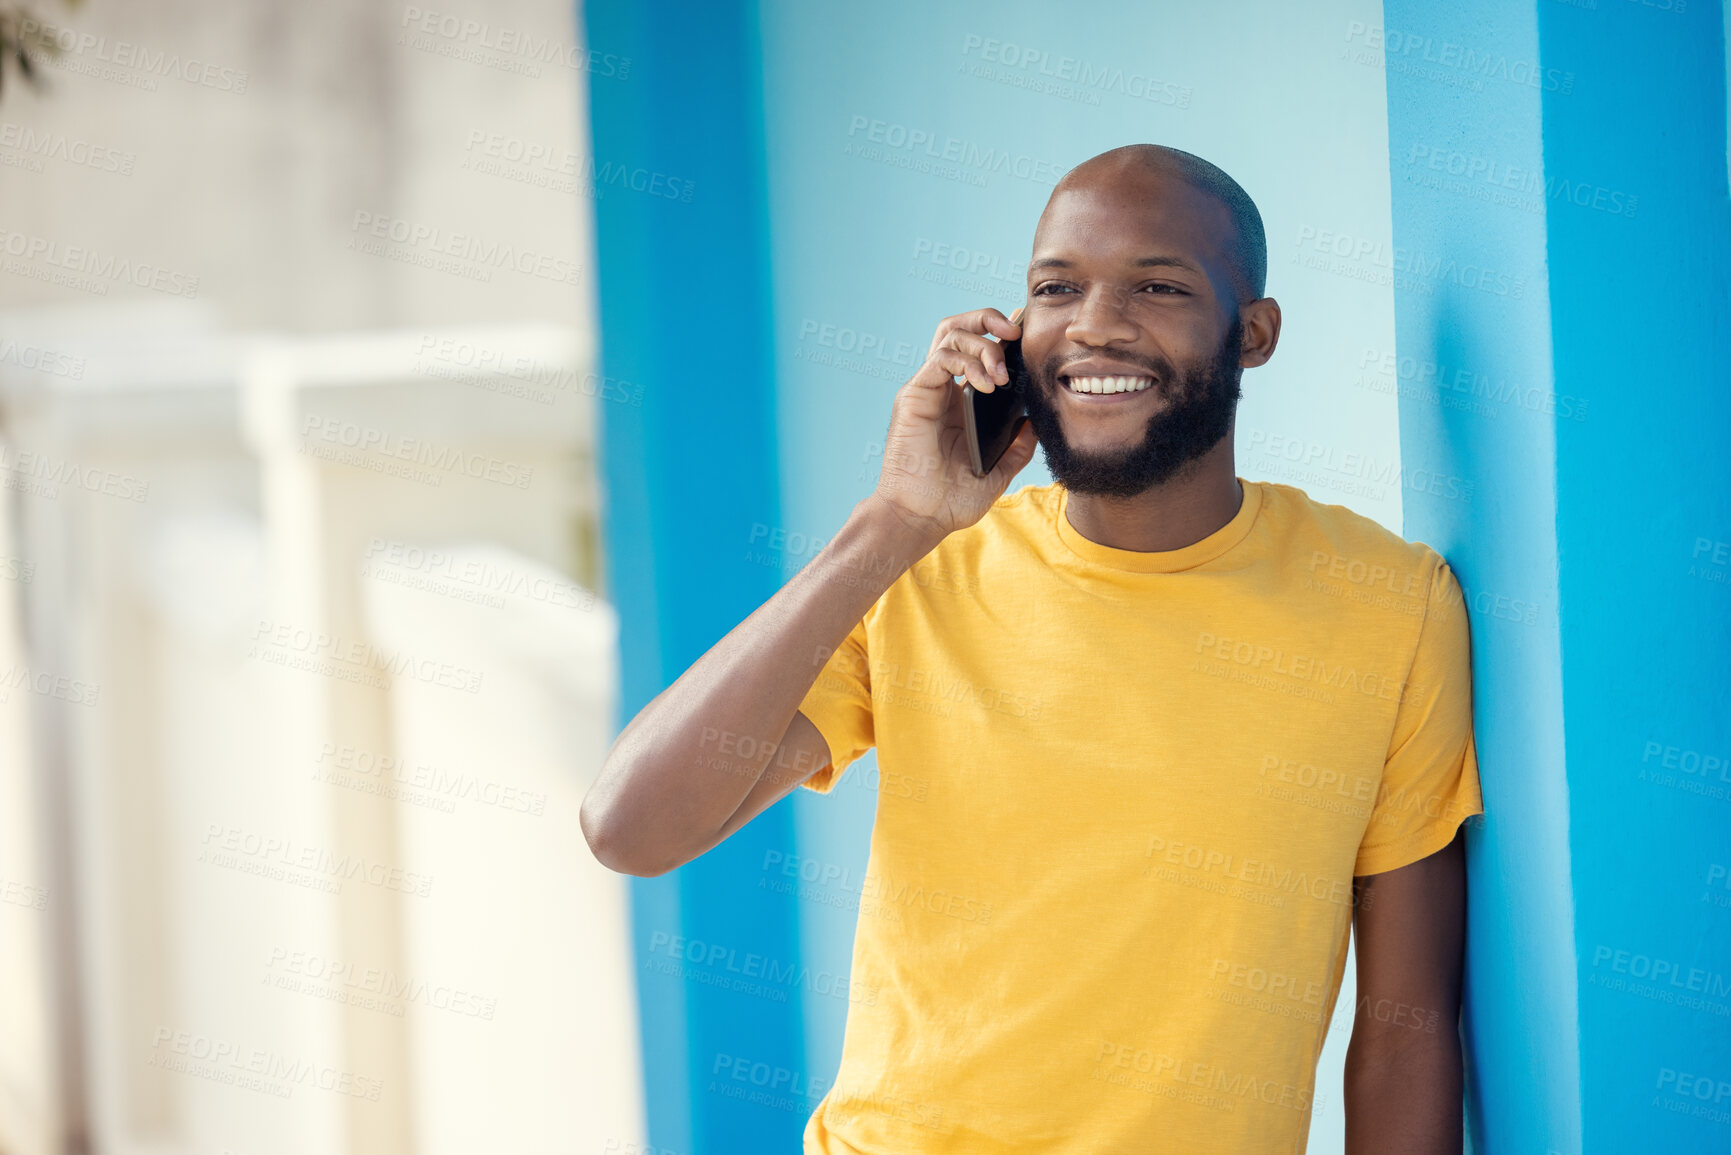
[1055, 477, 1263, 574]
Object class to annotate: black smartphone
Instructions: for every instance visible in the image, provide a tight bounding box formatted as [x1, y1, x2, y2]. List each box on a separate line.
[963, 315, 1031, 477]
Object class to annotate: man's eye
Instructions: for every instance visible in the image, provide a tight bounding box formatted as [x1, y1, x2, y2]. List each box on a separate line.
[1032, 284, 1076, 296]
[1143, 283, 1183, 294]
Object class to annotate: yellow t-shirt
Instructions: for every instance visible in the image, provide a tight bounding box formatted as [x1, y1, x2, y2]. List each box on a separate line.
[795, 478, 1483, 1155]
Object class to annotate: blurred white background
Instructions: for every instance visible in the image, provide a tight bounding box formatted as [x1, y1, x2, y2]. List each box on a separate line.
[0, 2, 642, 1153]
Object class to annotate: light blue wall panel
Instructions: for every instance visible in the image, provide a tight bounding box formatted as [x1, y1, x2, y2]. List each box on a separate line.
[753, 5, 1403, 1152]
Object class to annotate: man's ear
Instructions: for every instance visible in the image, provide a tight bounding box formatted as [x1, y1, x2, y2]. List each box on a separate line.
[1238, 297, 1282, 369]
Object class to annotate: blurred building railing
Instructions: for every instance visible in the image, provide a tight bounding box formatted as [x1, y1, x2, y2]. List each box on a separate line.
[0, 304, 645, 1155]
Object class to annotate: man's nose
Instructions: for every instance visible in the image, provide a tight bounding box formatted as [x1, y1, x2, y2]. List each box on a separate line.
[1065, 285, 1139, 347]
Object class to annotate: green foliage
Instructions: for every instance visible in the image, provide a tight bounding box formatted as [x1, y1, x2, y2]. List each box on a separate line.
[0, 1, 85, 102]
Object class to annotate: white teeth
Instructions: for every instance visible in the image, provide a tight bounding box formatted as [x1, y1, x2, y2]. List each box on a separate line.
[1066, 375, 1154, 395]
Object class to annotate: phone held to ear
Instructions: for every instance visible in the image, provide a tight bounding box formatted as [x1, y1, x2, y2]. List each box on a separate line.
[963, 308, 1031, 478]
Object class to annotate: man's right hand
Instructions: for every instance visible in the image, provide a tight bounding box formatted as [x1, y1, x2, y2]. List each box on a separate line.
[873, 306, 1040, 543]
[583, 306, 1041, 878]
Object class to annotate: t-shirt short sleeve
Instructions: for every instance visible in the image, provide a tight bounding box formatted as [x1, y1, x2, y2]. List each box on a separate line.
[796, 614, 876, 794]
[1355, 557, 1486, 876]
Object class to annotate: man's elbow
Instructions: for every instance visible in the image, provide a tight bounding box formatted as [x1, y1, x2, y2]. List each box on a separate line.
[580, 794, 677, 878]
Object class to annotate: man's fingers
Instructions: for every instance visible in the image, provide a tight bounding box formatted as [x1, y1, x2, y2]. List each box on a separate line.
[909, 348, 994, 393]
[978, 307, 1021, 340]
[938, 330, 1011, 385]
[933, 307, 1019, 349]
[927, 349, 996, 392]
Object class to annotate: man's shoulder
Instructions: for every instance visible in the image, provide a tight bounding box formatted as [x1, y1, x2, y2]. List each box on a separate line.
[988, 480, 1063, 518]
[917, 479, 1453, 586]
[931, 482, 1061, 554]
[1258, 479, 1448, 590]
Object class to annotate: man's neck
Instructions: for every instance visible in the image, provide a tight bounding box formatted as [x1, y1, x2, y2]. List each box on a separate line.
[1061, 436, 1242, 554]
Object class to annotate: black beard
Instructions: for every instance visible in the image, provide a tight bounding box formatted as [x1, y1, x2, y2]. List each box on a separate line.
[1020, 315, 1244, 499]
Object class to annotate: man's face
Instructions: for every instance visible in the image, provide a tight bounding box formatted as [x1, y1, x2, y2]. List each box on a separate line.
[1020, 171, 1248, 498]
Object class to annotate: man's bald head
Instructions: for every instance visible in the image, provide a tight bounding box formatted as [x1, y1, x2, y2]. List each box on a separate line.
[1048, 144, 1267, 302]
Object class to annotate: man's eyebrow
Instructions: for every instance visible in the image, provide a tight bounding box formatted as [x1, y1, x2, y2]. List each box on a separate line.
[1028, 255, 1203, 273]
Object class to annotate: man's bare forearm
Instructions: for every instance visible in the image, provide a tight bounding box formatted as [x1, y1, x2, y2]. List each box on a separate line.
[1343, 1025, 1464, 1154]
[579, 493, 942, 876]
[580, 304, 1038, 875]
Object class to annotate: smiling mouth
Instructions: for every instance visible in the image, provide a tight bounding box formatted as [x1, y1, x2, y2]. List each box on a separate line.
[1061, 374, 1156, 396]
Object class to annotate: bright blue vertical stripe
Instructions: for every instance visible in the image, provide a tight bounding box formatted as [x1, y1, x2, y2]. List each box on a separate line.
[582, 1, 807, 1151]
[1538, 2, 1731, 1150]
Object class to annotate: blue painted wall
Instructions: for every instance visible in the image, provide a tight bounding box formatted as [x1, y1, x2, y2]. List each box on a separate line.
[1384, 1, 1731, 1150]
[587, 1, 1731, 1150]
[753, 6, 1404, 1151]
[1538, 1, 1731, 1149]
[583, 1, 806, 1151]
[1377, 3, 1582, 1149]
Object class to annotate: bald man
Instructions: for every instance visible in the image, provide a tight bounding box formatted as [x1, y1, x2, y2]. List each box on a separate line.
[581, 144, 1483, 1155]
